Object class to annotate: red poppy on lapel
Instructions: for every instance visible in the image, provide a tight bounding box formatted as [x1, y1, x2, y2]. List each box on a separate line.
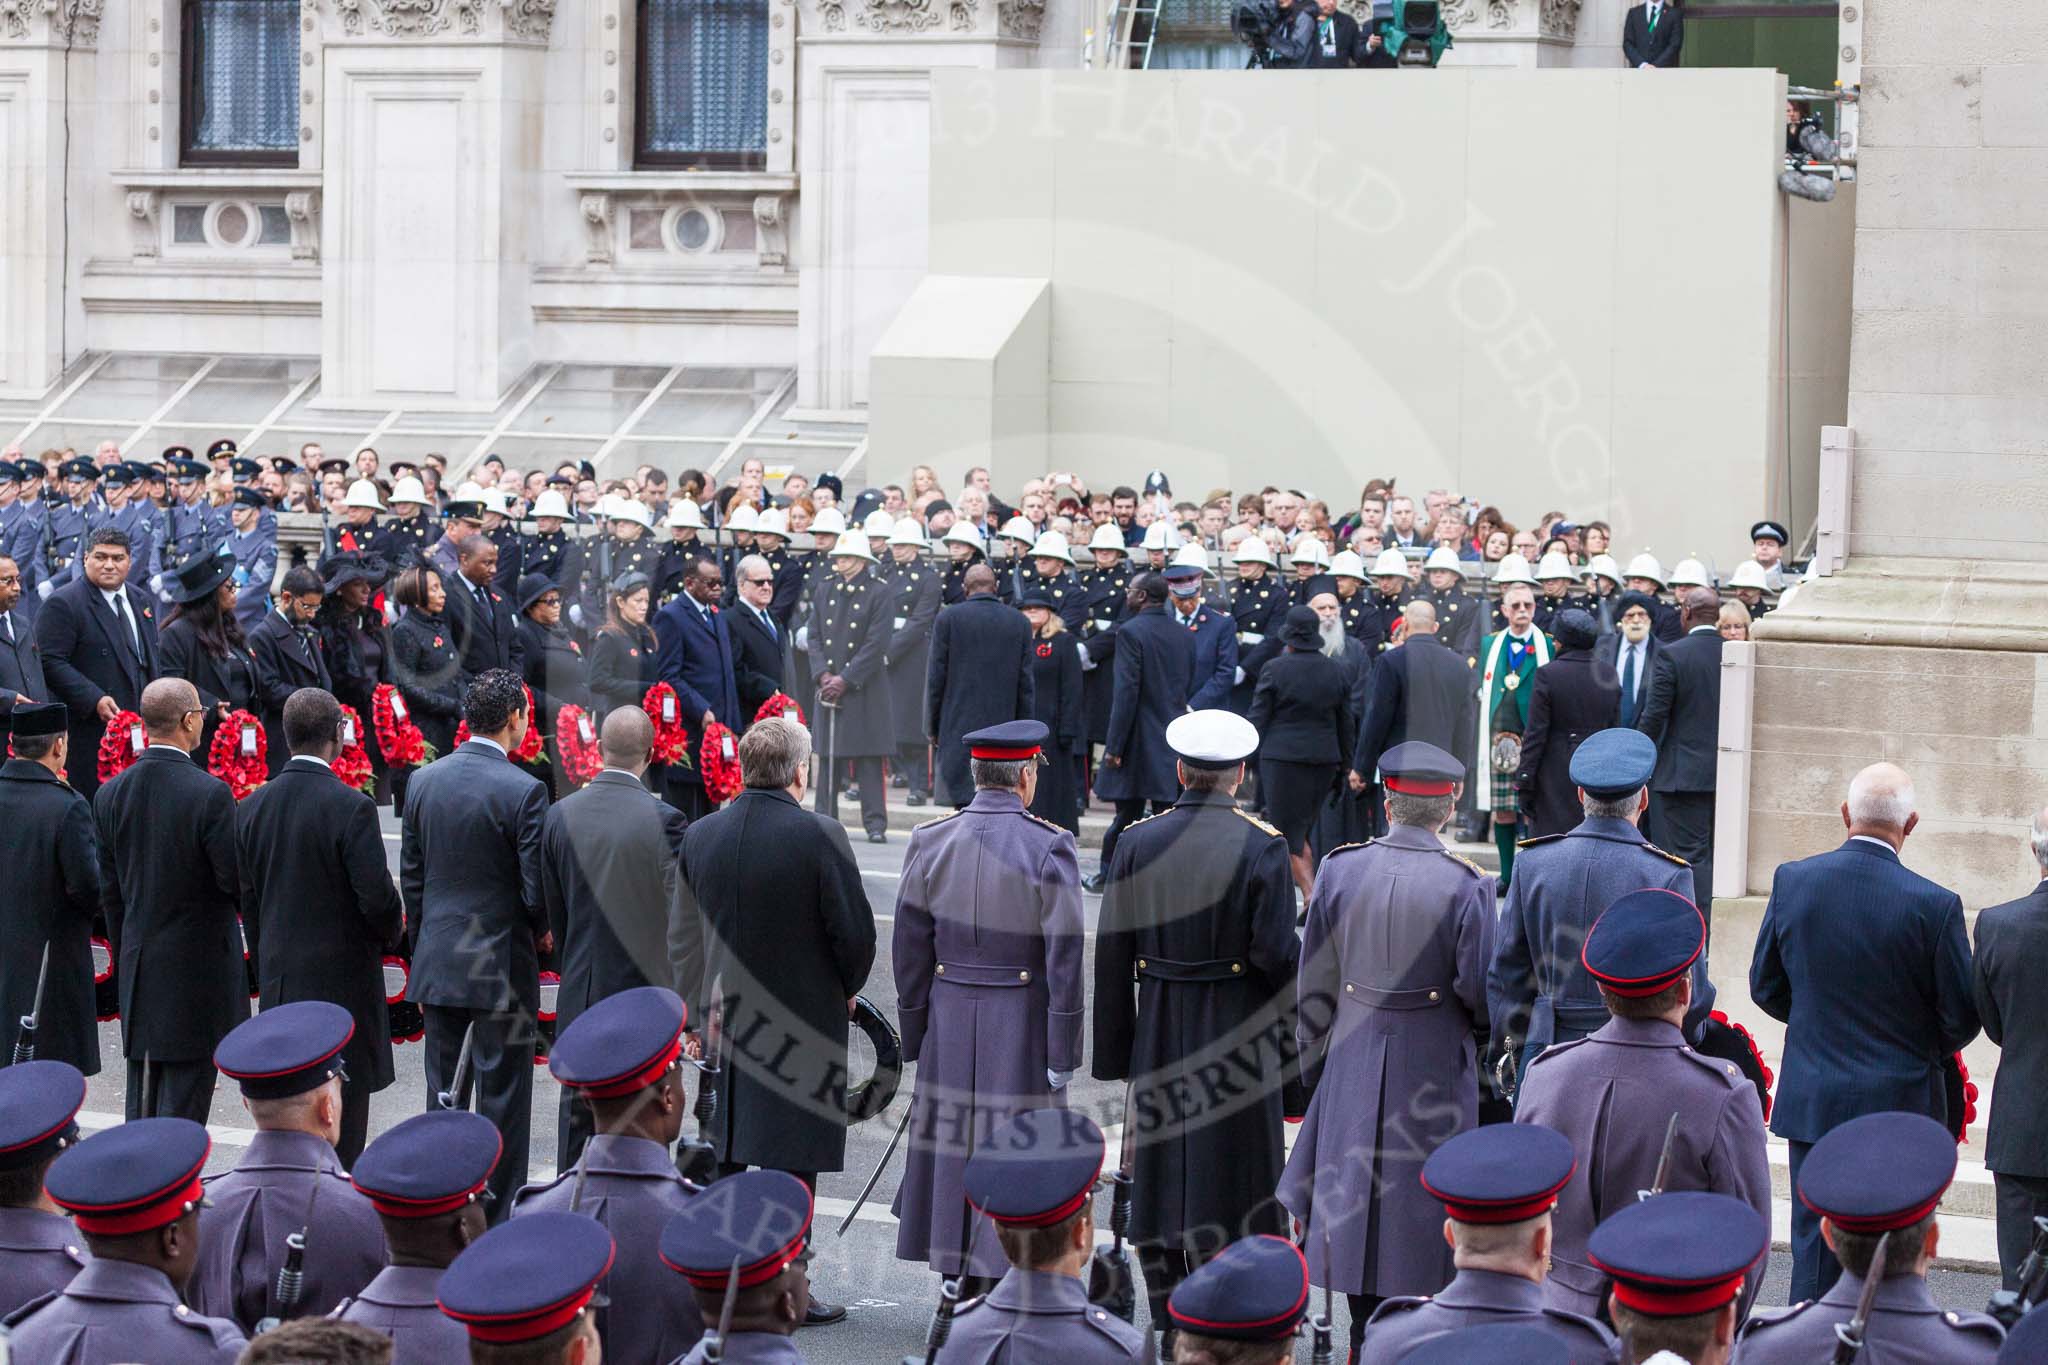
[432, 636, 444, 648]
[1036, 643, 1053, 657]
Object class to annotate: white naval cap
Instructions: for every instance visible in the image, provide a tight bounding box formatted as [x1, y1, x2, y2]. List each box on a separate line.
[1165, 709, 1260, 770]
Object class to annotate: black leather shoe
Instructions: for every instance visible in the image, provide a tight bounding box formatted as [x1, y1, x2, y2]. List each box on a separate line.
[802, 1299, 847, 1327]
[867, 830, 888, 844]
[891, 772, 909, 787]
[907, 792, 928, 807]
[1081, 871, 1107, 894]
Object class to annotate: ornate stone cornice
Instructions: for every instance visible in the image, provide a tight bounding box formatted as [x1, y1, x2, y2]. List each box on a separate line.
[807, 0, 1031, 38]
[0, 0, 104, 48]
[329, 0, 556, 43]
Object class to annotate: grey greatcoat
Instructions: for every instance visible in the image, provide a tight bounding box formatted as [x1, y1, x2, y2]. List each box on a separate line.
[511, 1133, 705, 1363]
[1732, 1270, 2003, 1363]
[1486, 816, 1707, 1078]
[806, 564, 894, 758]
[675, 1331, 809, 1363]
[186, 1130, 387, 1332]
[1513, 1016, 1773, 1319]
[0, 757, 102, 1073]
[936, 1268, 1155, 1363]
[892, 789, 1086, 1277]
[0, 1206, 87, 1320]
[1359, 1268, 1615, 1365]
[1276, 822, 1493, 1299]
[333, 1264, 468, 1365]
[3, 1258, 245, 1364]
[1092, 790, 1300, 1249]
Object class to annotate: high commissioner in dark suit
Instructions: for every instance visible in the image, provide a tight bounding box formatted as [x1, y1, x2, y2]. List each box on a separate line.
[236, 743, 406, 1167]
[1351, 621, 1475, 787]
[94, 731, 248, 1123]
[36, 564, 160, 797]
[0, 604, 46, 713]
[540, 764, 689, 1168]
[401, 681, 550, 1216]
[1635, 606, 1722, 912]
[652, 574, 741, 822]
[1973, 867, 2048, 1286]
[1749, 773, 1979, 1302]
[926, 586, 1034, 809]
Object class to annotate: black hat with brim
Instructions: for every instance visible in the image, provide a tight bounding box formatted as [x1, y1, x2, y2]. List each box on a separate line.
[169, 549, 238, 604]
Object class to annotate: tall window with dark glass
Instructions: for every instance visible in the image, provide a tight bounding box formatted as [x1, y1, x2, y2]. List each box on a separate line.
[638, 0, 770, 170]
[182, 0, 301, 166]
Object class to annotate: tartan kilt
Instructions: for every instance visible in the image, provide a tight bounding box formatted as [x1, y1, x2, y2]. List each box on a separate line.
[1488, 729, 1522, 815]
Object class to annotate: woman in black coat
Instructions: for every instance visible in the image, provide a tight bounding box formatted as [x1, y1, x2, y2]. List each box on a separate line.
[316, 552, 392, 793]
[1513, 607, 1621, 840]
[1248, 606, 1355, 899]
[1018, 590, 1085, 832]
[584, 572, 659, 723]
[387, 565, 469, 813]
[157, 548, 261, 765]
[515, 572, 590, 797]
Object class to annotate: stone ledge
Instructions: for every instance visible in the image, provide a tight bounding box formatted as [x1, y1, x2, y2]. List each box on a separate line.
[1758, 558, 2048, 651]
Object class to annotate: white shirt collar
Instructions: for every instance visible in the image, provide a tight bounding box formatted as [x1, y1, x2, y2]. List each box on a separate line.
[1688, 624, 1718, 635]
[99, 585, 126, 607]
[599, 766, 642, 780]
[291, 753, 333, 770]
[466, 735, 507, 757]
[1850, 833, 1897, 853]
[144, 743, 185, 755]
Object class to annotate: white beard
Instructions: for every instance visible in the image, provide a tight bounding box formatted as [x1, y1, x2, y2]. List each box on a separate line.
[1319, 619, 1346, 659]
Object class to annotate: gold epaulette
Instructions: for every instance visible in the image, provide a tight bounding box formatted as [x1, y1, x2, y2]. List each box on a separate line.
[1516, 833, 1566, 850]
[1322, 839, 1375, 859]
[1234, 807, 1283, 838]
[1020, 810, 1068, 834]
[1124, 809, 1171, 833]
[1442, 850, 1488, 877]
[1643, 841, 1690, 867]
[914, 809, 965, 830]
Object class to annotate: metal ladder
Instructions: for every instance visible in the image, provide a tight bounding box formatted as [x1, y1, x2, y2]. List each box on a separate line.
[1103, 0, 1164, 68]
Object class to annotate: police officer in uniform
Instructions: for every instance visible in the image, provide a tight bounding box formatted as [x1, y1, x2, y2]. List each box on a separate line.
[510, 985, 706, 1364]
[102, 462, 163, 592]
[1512, 889, 1771, 1321]
[186, 1002, 386, 1331]
[5, 1116, 247, 1362]
[0, 1061, 89, 1317]
[893, 720, 1086, 1289]
[577, 498, 663, 633]
[1734, 1111, 2004, 1363]
[224, 487, 279, 634]
[1093, 710, 1300, 1341]
[37, 458, 96, 597]
[436, 1210, 613, 1365]
[160, 452, 219, 577]
[1163, 1235, 1310, 1365]
[1586, 1192, 1767, 1365]
[807, 530, 894, 841]
[1278, 741, 1493, 1360]
[940, 1108, 1152, 1363]
[1226, 537, 1287, 714]
[656, 498, 716, 605]
[1, 460, 49, 620]
[371, 475, 437, 572]
[1487, 727, 1707, 1084]
[1359, 1124, 1614, 1364]
[659, 1169, 816, 1364]
[334, 1108, 500, 1365]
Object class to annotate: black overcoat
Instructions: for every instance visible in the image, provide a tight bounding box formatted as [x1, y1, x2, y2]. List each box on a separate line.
[672, 788, 877, 1174]
[1025, 629, 1085, 832]
[925, 593, 1034, 806]
[93, 747, 247, 1062]
[1093, 790, 1301, 1244]
[1350, 633, 1475, 782]
[156, 618, 260, 766]
[34, 578, 160, 796]
[727, 602, 787, 723]
[246, 610, 332, 775]
[585, 623, 659, 724]
[388, 610, 467, 756]
[1513, 649, 1622, 839]
[807, 565, 895, 759]
[1095, 606, 1194, 804]
[236, 758, 405, 1093]
[0, 758, 102, 1072]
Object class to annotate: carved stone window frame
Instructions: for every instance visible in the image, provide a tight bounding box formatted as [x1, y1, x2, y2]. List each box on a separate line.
[133, 0, 325, 173]
[587, 0, 794, 175]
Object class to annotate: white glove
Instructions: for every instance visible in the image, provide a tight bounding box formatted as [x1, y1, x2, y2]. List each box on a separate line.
[568, 603, 585, 628]
[1078, 651, 1097, 672]
[36, 579, 52, 600]
[795, 625, 810, 652]
[1233, 666, 1245, 685]
[1047, 1068, 1074, 1089]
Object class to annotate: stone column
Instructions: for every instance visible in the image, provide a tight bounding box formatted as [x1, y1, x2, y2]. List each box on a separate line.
[0, 1, 100, 396]
[1438, 0, 1586, 69]
[315, 0, 556, 410]
[792, 0, 1042, 417]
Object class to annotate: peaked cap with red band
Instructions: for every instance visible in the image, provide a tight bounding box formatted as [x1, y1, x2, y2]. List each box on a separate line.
[659, 1170, 814, 1291]
[548, 985, 688, 1100]
[965, 718, 1049, 763]
[1582, 888, 1705, 998]
[439, 1211, 615, 1344]
[1377, 739, 1464, 796]
[1797, 1111, 1955, 1236]
[46, 1117, 211, 1237]
[214, 999, 354, 1100]
[964, 1107, 1105, 1229]
[1587, 1192, 1766, 1318]
[1419, 1122, 1576, 1225]
[352, 1109, 502, 1219]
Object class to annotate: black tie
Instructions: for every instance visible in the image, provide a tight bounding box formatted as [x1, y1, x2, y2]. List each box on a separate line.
[760, 607, 776, 643]
[111, 591, 140, 660]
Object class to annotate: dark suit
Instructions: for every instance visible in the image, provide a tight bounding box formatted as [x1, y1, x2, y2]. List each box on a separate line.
[444, 574, 522, 678]
[1973, 877, 2048, 1286]
[1301, 6, 1361, 66]
[0, 757, 102, 1073]
[401, 739, 549, 1215]
[1750, 837, 1979, 1299]
[158, 621, 260, 768]
[93, 746, 247, 1121]
[0, 608, 45, 713]
[672, 787, 876, 1175]
[1635, 625, 1721, 909]
[236, 757, 405, 1165]
[1622, 1, 1683, 67]
[1594, 630, 1662, 728]
[540, 770, 689, 1167]
[1351, 633, 1474, 783]
[925, 593, 1034, 808]
[728, 599, 787, 723]
[1173, 600, 1239, 711]
[652, 594, 741, 821]
[34, 578, 160, 797]
[245, 609, 332, 776]
[1512, 649, 1622, 840]
[1094, 605, 1196, 874]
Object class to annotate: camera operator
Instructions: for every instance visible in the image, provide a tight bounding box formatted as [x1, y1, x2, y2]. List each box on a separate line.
[1780, 98, 1842, 202]
[1260, 0, 1321, 67]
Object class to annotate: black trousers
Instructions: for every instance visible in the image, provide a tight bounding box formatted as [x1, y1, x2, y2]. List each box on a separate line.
[125, 1058, 215, 1123]
[816, 755, 886, 836]
[1786, 1138, 1842, 1302]
[897, 742, 931, 797]
[1099, 799, 1171, 875]
[337, 1077, 372, 1168]
[666, 777, 715, 823]
[1138, 1244, 1198, 1344]
[1347, 1293, 1385, 1357]
[558, 1088, 595, 1175]
[1997, 1172, 2048, 1289]
[1655, 790, 1716, 916]
[423, 1005, 533, 1222]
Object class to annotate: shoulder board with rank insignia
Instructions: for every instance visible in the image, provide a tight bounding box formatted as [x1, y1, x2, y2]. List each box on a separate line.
[1322, 840, 1376, 858]
[1123, 808, 1172, 833]
[915, 809, 965, 830]
[1441, 849, 1488, 877]
[1516, 832, 1566, 850]
[1233, 807, 1283, 839]
[1643, 841, 1689, 867]
[1019, 809, 1068, 835]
